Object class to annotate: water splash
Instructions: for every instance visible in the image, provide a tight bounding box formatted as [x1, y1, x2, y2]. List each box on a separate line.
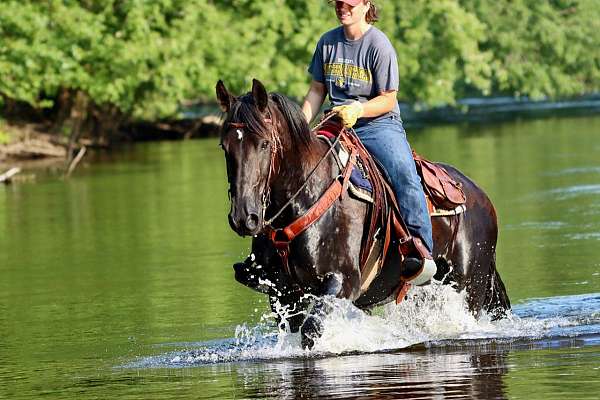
[127, 288, 600, 368]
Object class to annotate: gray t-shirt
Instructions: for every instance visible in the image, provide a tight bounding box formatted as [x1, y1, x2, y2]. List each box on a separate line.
[308, 25, 401, 121]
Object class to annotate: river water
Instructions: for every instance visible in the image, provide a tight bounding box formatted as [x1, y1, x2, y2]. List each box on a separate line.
[1, 115, 599, 399]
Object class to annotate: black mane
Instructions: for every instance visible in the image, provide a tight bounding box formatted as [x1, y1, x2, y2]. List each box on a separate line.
[227, 93, 270, 137]
[226, 91, 313, 152]
[269, 93, 312, 151]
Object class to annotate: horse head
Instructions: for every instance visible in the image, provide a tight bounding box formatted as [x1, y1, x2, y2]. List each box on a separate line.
[216, 79, 274, 236]
[216, 79, 313, 237]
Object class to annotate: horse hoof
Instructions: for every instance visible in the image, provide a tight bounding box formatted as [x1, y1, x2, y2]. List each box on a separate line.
[233, 261, 251, 280]
[301, 335, 315, 350]
[233, 261, 247, 273]
[233, 260, 267, 292]
[300, 315, 322, 350]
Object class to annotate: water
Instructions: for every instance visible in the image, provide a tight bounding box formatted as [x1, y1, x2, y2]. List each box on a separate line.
[1, 115, 600, 399]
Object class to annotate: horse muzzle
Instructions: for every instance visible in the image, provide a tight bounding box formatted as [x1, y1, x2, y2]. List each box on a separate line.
[228, 211, 263, 236]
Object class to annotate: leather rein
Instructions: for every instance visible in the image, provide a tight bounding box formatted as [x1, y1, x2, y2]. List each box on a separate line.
[267, 126, 358, 279]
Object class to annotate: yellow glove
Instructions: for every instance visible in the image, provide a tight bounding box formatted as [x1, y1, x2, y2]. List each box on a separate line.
[332, 101, 364, 128]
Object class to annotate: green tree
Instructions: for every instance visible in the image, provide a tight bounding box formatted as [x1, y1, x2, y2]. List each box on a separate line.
[0, 0, 599, 142]
[379, 0, 493, 106]
[462, 0, 600, 99]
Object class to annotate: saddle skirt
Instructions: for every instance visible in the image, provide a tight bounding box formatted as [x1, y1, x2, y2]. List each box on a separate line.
[316, 122, 467, 217]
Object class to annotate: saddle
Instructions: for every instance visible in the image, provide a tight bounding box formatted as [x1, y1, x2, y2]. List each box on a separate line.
[317, 121, 467, 215]
[413, 151, 466, 211]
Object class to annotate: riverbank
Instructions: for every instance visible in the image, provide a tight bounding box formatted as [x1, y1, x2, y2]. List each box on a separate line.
[0, 115, 222, 176]
[2, 94, 600, 173]
[0, 121, 68, 176]
[0, 121, 65, 158]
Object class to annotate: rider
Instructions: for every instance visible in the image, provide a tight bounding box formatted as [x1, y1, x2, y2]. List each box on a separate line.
[301, 0, 436, 285]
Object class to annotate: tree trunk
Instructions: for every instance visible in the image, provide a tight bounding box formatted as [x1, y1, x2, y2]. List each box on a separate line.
[51, 88, 74, 135]
[65, 90, 89, 167]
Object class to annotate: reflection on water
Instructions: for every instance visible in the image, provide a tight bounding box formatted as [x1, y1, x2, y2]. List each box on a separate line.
[2, 116, 600, 399]
[232, 350, 509, 399]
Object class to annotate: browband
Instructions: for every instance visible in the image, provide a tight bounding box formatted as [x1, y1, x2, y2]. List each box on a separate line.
[228, 119, 272, 129]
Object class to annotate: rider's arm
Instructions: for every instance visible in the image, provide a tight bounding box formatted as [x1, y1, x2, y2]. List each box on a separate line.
[302, 80, 327, 124]
[360, 90, 397, 118]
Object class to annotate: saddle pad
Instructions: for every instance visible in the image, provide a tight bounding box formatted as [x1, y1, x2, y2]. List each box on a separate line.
[316, 130, 374, 201]
[350, 161, 372, 193]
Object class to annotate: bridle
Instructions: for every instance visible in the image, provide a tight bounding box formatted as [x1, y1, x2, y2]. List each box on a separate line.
[225, 111, 340, 232]
[228, 118, 281, 221]
[226, 115, 278, 228]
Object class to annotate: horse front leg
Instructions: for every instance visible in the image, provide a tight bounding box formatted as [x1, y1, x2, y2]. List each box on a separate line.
[269, 292, 310, 333]
[300, 272, 348, 350]
[233, 234, 281, 294]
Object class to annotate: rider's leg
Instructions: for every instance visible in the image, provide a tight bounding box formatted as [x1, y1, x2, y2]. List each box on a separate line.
[354, 116, 436, 285]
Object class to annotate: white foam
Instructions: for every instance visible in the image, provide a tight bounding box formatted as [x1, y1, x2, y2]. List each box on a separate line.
[131, 289, 599, 368]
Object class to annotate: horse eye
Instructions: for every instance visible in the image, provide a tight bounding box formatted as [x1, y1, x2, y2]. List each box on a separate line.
[261, 140, 270, 150]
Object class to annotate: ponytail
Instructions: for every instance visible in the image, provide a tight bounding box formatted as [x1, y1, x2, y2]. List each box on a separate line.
[366, 1, 379, 24]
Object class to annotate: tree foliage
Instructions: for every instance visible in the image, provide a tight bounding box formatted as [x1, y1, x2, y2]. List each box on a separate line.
[463, 0, 600, 99]
[0, 0, 598, 138]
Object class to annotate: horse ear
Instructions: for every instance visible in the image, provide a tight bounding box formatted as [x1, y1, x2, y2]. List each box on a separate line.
[216, 80, 234, 113]
[251, 79, 269, 113]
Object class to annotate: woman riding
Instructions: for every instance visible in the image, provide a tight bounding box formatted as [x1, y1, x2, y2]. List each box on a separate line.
[301, 0, 436, 285]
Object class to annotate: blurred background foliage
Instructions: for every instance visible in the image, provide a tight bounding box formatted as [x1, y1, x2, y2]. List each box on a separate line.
[0, 0, 599, 138]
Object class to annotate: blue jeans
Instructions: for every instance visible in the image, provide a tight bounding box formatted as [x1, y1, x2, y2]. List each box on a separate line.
[354, 116, 433, 253]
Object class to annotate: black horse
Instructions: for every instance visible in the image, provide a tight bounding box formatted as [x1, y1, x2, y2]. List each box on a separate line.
[217, 79, 510, 348]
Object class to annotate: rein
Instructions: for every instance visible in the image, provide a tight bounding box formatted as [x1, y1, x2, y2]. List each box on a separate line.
[264, 111, 338, 226]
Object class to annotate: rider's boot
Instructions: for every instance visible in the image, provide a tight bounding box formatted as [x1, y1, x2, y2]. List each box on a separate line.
[400, 237, 437, 286]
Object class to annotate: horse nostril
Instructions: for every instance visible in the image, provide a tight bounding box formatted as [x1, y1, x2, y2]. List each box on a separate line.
[245, 214, 259, 231]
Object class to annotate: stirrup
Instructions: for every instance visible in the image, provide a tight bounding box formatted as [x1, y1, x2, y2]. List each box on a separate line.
[402, 257, 437, 286]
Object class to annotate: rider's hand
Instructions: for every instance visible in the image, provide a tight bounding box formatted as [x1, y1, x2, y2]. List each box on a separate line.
[332, 101, 364, 128]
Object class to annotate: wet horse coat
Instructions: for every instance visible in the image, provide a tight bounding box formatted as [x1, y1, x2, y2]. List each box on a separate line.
[217, 79, 510, 348]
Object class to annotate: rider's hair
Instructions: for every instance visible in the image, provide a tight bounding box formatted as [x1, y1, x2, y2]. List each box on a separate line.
[365, 1, 379, 24]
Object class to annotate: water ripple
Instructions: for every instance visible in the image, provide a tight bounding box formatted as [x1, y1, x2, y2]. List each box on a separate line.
[565, 232, 600, 241]
[504, 221, 567, 230]
[545, 167, 600, 176]
[548, 184, 600, 199]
